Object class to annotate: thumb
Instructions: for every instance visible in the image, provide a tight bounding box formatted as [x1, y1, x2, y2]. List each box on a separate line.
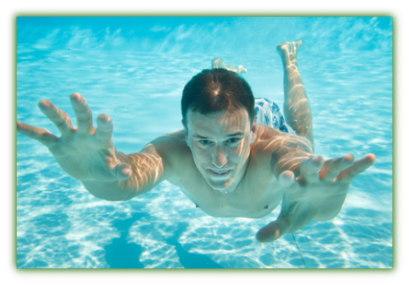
[113, 163, 132, 180]
[278, 170, 296, 188]
[256, 219, 289, 243]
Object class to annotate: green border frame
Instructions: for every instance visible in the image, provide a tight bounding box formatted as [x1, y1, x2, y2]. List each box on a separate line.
[4, 0, 408, 284]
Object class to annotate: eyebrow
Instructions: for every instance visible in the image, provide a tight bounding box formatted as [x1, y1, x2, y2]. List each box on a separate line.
[192, 132, 244, 139]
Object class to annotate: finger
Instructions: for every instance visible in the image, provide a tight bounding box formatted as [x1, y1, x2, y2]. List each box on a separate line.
[38, 100, 74, 135]
[112, 163, 132, 180]
[17, 121, 58, 147]
[278, 171, 302, 196]
[256, 219, 289, 243]
[300, 156, 324, 176]
[70, 93, 93, 133]
[95, 114, 113, 144]
[336, 154, 376, 182]
[278, 170, 296, 188]
[298, 156, 323, 185]
[319, 154, 354, 181]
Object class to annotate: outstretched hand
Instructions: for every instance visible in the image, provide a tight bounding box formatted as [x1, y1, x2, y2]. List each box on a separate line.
[256, 153, 376, 243]
[17, 93, 132, 182]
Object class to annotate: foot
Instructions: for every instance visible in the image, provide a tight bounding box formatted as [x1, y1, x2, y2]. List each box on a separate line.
[277, 40, 303, 67]
[212, 57, 226, 69]
[211, 57, 247, 74]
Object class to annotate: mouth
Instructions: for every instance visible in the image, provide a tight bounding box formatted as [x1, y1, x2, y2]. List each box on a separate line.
[208, 169, 231, 177]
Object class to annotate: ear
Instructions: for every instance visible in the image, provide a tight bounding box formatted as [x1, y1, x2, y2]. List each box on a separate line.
[250, 120, 257, 144]
[182, 119, 191, 148]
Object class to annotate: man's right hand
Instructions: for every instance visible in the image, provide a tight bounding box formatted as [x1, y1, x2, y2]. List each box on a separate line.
[17, 93, 132, 183]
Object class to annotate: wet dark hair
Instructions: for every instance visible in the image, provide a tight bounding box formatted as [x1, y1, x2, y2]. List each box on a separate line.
[181, 69, 255, 126]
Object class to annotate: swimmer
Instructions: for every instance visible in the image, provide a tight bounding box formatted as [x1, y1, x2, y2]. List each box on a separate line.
[16, 40, 376, 243]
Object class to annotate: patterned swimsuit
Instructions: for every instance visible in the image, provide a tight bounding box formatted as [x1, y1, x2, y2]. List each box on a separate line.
[254, 98, 296, 134]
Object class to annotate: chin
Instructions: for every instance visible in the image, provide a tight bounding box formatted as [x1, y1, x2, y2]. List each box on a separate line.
[206, 179, 235, 193]
[199, 166, 239, 192]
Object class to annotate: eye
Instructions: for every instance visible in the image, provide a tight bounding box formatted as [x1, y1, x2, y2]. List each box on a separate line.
[199, 140, 212, 145]
[226, 138, 240, 144]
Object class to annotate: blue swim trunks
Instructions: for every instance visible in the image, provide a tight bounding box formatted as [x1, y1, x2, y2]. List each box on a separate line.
[254, 98, 296, 135]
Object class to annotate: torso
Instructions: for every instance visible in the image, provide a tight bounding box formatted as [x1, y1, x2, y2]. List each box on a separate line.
[156, 125, 287, 218]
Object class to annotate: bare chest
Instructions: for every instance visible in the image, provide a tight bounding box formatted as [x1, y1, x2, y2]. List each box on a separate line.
[165, 129, 286, 218]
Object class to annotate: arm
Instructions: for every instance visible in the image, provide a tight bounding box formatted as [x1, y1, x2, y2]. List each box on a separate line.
[82, 144, 169, 201]
[96, 135, 178, 200]
[256, 133, 376, 242]
[17, 93, 172, 201]
[269, 133, 314, 180]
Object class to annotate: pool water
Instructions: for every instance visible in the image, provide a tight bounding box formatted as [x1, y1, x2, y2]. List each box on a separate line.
[16, 17, 392, 268]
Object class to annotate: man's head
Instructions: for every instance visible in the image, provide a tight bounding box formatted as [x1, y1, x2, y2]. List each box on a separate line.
[181, 68, 255, 127]
[181, 69, 257, 193]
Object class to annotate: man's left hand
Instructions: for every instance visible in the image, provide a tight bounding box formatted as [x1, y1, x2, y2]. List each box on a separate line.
[256, 153, 376, 243]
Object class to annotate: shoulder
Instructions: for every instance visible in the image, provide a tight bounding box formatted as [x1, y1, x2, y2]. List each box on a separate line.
[250, 124, 313, 178]
[141, 130, 189, 158]
[140, 130, 191, 178]
[251, 124, 313, 163]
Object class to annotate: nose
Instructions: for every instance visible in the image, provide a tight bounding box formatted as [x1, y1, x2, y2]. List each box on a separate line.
[212, 146, 228, 168]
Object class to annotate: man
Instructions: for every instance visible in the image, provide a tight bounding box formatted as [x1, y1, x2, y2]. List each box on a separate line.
[16, 40, 376, 243]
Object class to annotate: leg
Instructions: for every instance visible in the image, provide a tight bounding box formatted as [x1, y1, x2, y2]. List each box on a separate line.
[277, 40, 314, 150]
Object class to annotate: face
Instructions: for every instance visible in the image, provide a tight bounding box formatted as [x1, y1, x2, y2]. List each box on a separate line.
[184, 108, 256, 193]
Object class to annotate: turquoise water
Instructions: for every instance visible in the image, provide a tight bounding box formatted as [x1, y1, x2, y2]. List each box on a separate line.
[16, 17, 392, 268]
